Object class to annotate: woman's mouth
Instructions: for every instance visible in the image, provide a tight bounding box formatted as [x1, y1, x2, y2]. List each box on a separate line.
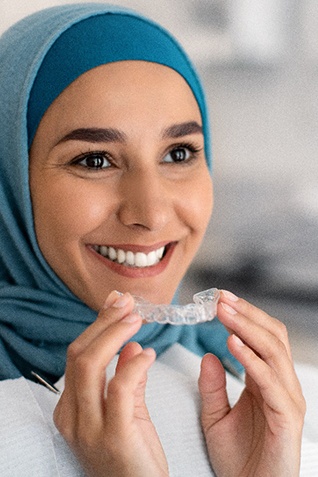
[89, 242, 176, 278]
[91, 244, 166, 268]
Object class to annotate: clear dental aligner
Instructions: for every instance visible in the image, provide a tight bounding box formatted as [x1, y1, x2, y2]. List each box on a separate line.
[133, 288, 220, 325]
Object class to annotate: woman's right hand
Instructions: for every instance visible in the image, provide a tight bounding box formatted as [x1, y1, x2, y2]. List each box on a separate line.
[53, 291, 169, 477]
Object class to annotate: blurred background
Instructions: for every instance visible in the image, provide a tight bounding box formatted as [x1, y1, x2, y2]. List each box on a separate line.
[1, 0, 317, 365]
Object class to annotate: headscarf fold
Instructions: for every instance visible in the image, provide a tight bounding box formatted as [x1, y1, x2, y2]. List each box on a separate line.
[0, 3, 241, 381]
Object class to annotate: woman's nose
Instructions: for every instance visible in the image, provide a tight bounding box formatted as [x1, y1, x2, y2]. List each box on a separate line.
[117, 169, 173, 231]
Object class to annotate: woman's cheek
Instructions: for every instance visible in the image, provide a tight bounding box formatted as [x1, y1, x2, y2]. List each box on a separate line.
[184, 175, 213, 234]
[52, 181, 116, 236]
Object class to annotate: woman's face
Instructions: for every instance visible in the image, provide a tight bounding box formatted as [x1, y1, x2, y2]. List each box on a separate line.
[30, 61, 213, 310]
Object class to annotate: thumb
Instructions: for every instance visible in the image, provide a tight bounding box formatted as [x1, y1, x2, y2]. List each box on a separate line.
[198, 353, 231, 429]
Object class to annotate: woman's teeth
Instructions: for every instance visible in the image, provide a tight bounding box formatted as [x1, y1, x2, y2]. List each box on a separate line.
[93, 245, 165, 268]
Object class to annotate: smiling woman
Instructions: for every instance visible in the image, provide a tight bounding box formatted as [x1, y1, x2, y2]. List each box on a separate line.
[29, 61, 212, 309]
[0, 3, 305, 477]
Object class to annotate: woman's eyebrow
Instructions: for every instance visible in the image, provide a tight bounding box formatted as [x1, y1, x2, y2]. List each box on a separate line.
[162, 121, 203, 138]
[57, 127, 127, 144]
[56, 121, 202, 145]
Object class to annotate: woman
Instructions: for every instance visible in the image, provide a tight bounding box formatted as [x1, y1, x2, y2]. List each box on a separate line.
[0, 3, 305, 476]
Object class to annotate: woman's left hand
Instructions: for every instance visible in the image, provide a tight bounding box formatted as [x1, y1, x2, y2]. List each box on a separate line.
[199, 290, 306, 477]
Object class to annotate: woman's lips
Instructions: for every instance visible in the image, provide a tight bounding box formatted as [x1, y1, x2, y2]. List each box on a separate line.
[92, 243, 165, 267]
[88, 242, 176, 278]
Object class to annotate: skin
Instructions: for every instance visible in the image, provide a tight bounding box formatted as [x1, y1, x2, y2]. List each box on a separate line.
[29, 61, 305, 476]
[30, 61, 213, 310]
[199, 291, 305, 476]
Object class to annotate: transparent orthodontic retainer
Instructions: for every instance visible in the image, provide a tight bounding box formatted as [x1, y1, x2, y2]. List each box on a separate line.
[133, 288, 220, 325]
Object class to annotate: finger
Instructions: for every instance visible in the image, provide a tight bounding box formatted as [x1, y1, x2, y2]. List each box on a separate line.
[228, 334, 305, 432]
[219, 290, 292, 359]
[106, 348, 156, 430]
[115, 343, 147, 409]
[53, 391, 75, 439]
[116, 341, 143, 373]
[72, 312, 142, 393]
[198, 353, 231, 429]
[64, 291, 137, 385]
[69, 291, 135, 354]
[217, 291, 293, 371]
[55, 295, 144, 446]
[218, 302, 301, 397]
[67, 313, 142, 434]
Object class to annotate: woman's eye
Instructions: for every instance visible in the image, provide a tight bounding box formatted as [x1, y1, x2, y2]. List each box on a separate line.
[163, 145, 201, 164]
[74, 153, 111, 170]
[163, 147, 190, 163]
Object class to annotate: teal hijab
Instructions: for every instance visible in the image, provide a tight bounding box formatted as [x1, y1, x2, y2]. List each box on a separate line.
[0, 3, 241, 381]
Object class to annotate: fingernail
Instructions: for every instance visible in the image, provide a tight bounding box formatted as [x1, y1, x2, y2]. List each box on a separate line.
[221, 302, 237, 315]
[103, 290, 123, 309]
[232, 334, 244, 347]
[222, 290, 239, 301]
[113, 292, 131, 308]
